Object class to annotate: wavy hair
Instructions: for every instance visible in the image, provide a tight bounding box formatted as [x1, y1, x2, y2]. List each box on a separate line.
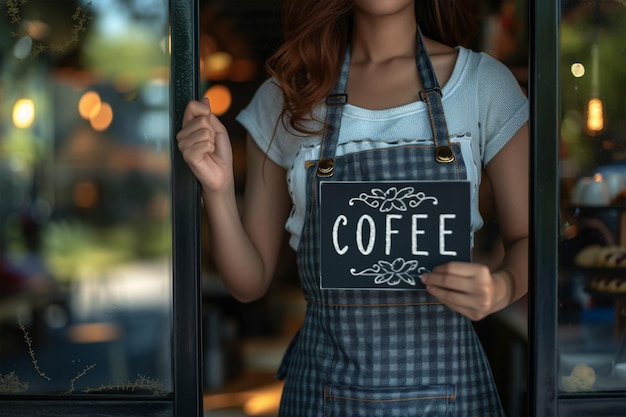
[266, 0, 477, 136]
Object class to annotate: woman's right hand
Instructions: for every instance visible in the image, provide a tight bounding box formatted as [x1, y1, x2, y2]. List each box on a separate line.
[176, 98, 233, 195]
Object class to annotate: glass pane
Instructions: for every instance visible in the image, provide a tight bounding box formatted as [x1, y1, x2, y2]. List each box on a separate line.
[0, 0, 172, 395]
[558, 0, 626, 394]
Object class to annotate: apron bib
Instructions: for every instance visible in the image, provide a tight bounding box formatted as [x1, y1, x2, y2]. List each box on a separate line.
[277, 28, 504, 417]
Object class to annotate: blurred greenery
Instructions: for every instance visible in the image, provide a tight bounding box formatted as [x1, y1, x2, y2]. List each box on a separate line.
[0, 130, 43, 174]
[82, 25, 168, 85]
[41, 219, 171, 283]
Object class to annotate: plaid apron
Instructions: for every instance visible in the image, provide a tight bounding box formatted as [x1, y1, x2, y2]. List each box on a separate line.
[277, 29, 504, 417]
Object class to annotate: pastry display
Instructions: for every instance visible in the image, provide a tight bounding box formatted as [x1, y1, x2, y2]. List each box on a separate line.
[573, 245, 603, 267]
[561, 363, 596, 392]
[574, 245, 626, 294]
[589, 277, 626, 293]
[574, 245, 626, 268]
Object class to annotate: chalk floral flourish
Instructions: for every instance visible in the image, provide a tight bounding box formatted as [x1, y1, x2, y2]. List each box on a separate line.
[350, 257, 429, 286]
[348, 186, 438, 213]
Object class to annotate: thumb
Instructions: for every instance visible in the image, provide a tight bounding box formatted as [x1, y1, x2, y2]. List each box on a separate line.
[202, 97, 219, 119]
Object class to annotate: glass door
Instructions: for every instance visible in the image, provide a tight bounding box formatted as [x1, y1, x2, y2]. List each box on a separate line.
[532, 0, 626, 414]
[0, 0, 202, 415]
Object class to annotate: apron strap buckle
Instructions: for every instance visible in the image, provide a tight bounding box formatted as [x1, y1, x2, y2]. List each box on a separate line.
[326, 94, 348, 106]
[419, 87, 442, 101]
[317, 158, 335, 177]
[435, 146, 455, 163]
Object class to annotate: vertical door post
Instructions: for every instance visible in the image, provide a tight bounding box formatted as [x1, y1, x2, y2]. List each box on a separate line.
[529, 0, 560, 415]
[170, 1, 203, 416]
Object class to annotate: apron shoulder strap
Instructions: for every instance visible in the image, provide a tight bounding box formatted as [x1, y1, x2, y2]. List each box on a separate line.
[416, 27, 454, 163]
[317, 27, 456, 177]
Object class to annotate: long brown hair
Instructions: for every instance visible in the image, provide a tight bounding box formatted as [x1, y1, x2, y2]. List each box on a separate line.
[266, 0, 477, 136]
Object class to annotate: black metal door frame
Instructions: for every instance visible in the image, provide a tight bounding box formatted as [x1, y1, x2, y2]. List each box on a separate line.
[170, 0, 204, 415]
[529, 0, 560, 415]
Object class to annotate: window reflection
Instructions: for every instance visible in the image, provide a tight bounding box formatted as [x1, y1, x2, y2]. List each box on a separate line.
[559, 0, 626, 394]
[0, 0, 172, 395]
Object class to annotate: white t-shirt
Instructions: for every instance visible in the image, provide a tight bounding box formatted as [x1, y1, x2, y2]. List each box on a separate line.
[237, 46, 529, 250]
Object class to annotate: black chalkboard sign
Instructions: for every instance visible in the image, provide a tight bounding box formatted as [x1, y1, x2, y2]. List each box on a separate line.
[320, 180, 471, 290]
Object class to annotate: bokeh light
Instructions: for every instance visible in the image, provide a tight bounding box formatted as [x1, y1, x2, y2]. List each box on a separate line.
[12, 98, 35, 129]
[78, 91, 102, 119]
[204, 84, 232, 116]
[89, 102, 114, 131]
[73, 181, 99, 208]
[204, 51, 232, 80]
[571, 62, 585, 78]
[586, 98, 605, 134]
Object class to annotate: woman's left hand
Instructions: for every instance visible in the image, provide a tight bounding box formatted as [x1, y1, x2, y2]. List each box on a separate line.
[421, 262, 499, 321]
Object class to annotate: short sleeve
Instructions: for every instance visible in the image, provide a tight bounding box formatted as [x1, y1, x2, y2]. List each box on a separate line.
[236, 78, 291, 168]
[476, 53, 529, 165]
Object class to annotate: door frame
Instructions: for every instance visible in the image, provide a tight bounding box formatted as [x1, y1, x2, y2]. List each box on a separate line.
[529, 0, 560, 414]
[170, 0, 203, 415]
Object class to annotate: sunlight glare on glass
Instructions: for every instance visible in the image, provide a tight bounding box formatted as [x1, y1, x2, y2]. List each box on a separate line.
[12, 99, 35, 128]
[161, 35, 170, 54]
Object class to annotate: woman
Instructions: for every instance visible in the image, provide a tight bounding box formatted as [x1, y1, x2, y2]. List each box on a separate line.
[177, 0, 528, 415]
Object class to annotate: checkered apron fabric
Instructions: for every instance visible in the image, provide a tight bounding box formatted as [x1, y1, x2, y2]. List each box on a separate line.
[276, 29, 505, 417]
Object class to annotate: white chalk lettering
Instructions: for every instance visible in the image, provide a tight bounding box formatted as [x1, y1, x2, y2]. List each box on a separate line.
[330, 213, 458, 257]
[411, 214, 429, 256]
[356, 215, 375, 255]
[440, 214, 456, 256]
[332, 215, 349, 255]
[385, 214, 402, 255]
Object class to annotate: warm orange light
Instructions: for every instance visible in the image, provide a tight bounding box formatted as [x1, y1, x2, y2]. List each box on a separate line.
[113, 73, 136, 93]
[89, 102, 113, 131]
[78, 91, 101, 120]
[67, 322, 122, 343]
[205, 51, 232, 80]
[73, 181, 99, 208]
[230, 59, 257, 82]
[586, 98, 605, 134]
[12, 99, 35, 128]
[242, 383, 283, 416]
[204, 85, 232, 116]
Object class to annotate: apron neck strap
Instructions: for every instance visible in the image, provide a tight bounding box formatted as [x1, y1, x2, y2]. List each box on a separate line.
[415, 27, 455, 163]
[317, 26, 454, 178]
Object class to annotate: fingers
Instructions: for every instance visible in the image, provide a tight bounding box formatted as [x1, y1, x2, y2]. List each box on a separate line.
[177, 128, 217, 157]
[177, 98, 227, 149]
[182, 97, 211, 123]
[421, 262, 495, 320]
[423, 262, 485, 290]
[175, 98, 234, 191]
[180, 97, 226, 132]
